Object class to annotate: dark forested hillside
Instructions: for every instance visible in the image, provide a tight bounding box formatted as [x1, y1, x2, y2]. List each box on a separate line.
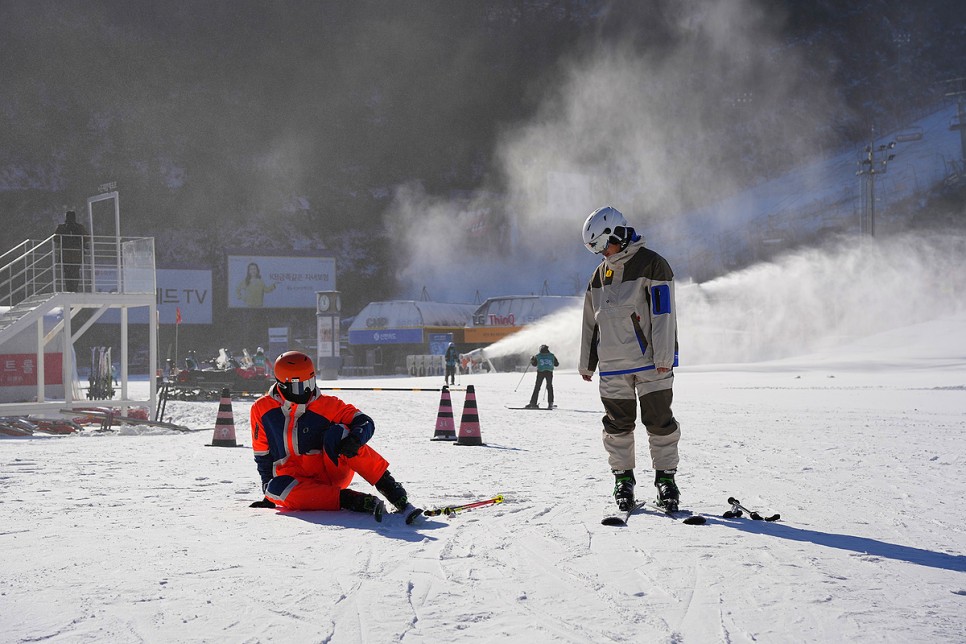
[1, 0, 965, 312]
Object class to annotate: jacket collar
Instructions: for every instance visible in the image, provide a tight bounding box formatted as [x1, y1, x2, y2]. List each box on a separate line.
[270, 384, 319, 412]
[602, 237, 645, 268]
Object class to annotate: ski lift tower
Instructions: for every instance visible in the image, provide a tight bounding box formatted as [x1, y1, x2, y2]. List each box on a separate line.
[856, 129, 896, 238]
[943, 77, 966, 168]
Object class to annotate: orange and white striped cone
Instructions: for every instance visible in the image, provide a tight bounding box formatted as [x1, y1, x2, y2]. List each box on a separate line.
[207, 387, 246, 448]
[431, 386, 458, 441]
[455, 384, 484, 446]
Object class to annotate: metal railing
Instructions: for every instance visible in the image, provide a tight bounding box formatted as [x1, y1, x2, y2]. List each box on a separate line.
[0, 235, 156, 307]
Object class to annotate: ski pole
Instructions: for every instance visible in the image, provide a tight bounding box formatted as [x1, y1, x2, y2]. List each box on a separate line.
[723, 496, 780, 521]
[513, 364, 531, 392]
[423, 494, 505, 517]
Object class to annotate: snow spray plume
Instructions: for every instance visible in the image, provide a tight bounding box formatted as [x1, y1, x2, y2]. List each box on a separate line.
[385, 0, 845, 303]
[679, 232, 966, 364]
[482, 305, 583, 369]
[479, 231, 966, 367]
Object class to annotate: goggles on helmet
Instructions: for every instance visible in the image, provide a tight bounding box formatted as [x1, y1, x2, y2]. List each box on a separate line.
[278, 376, 316, 398]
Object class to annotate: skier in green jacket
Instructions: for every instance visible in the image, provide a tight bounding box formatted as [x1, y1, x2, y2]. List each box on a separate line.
[525, 345, 559, 409]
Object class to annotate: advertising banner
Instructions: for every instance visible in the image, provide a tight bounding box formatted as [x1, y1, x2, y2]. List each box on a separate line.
[96, 269, 212, 325]
[228, 255, 335, 309]
[428, 333, 453, 355]
[348, 329, 424, 345]
[0, 353, 63, 387]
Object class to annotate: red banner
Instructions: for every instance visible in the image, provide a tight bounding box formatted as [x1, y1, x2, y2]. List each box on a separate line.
[0, 353, 64, 387]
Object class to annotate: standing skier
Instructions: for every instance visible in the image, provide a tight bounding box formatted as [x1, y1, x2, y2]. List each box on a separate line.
[525, 345, 559, 409]
[248, 350, 421, 522]
[444, 342, 460, 385]
[578, 206, 682, 512]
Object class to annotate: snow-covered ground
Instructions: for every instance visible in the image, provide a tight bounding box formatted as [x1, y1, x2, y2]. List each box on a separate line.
[2, 313, 965, 643]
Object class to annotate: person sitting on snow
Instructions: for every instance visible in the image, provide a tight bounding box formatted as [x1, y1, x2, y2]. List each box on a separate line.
[248, 350, 421, 522]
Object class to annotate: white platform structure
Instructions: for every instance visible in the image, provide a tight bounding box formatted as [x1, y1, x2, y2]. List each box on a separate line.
[0, 191, 157, 418]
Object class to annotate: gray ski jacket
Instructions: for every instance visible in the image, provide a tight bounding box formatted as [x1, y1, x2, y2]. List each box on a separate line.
[579, 237, 679, 378]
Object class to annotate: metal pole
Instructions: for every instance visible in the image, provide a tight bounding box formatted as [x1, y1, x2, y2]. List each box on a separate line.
[870, 170, 876, 238]
[513, 362, 531, 392]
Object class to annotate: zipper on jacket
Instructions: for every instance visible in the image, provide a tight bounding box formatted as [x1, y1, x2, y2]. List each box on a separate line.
[630, 312, 648, 356]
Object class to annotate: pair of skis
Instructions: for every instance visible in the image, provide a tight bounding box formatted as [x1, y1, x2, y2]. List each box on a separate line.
[602, 496, 780, 526]
[602, 500, 707, 526]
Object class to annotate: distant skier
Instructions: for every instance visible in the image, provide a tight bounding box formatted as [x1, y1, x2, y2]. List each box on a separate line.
[248, 350, 422, 522]
[251, 346, 270, 376]
[444, 342, 460, 385]
[578, 206, 682, 513]
[525, 345, 559, 409]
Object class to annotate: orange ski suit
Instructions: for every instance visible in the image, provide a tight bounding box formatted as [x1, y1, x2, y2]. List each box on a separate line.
[250, 387, 390, 510]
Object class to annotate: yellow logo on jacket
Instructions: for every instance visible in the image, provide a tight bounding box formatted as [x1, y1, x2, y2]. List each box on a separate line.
[604, 268, 613, 279]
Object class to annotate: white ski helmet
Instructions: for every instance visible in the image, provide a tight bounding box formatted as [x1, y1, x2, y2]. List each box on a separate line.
[582, 206, 628, 254]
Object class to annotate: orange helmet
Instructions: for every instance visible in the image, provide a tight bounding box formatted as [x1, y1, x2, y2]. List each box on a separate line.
[274, 351, 317, 403]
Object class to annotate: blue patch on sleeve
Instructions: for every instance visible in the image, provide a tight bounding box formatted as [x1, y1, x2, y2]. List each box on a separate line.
[265, 475, 297, 500]
[651, 284, 671, 315]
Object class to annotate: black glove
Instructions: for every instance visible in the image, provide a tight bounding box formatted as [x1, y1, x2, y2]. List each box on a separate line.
[338, 433, 363, 459]
[322, 424, 350, 464]
[249, 497, 276, 508]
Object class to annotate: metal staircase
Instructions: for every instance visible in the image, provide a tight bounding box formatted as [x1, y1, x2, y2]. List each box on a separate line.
[0, 234, 158, 418]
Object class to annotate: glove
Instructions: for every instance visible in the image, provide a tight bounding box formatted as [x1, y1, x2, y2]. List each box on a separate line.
[338, 433, 363, 459]
[249, 498, 276, 508]
[322, 424, 350, 464]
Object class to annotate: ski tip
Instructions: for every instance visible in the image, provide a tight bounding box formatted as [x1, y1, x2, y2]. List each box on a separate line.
[601, 516, 627, 526]
[683, 515, 707, 525]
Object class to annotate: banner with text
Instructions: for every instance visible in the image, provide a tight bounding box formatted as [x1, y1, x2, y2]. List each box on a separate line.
[228, 255, 336, 309]
[95, 269, 212, 325]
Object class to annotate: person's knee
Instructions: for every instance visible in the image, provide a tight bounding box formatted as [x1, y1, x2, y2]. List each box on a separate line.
[602, 413, 634, 435]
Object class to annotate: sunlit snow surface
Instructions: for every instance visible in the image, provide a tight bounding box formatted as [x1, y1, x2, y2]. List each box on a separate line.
[2, 313, 965, 643]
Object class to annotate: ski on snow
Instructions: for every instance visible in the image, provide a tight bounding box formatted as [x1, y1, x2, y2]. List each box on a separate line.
[602, 500, 706, 526]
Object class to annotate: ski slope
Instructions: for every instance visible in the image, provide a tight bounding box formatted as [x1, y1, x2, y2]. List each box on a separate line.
[2, 311, 965, 642]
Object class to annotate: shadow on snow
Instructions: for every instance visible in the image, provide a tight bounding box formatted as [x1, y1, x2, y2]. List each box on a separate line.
[276, 509, 447, 542]
[706, 517, 966, 572]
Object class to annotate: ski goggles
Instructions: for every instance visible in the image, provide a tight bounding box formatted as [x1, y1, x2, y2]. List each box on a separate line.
[279, 376, 316, 398]
[586, 234, 623, 254]
[585, 236, 613, 254]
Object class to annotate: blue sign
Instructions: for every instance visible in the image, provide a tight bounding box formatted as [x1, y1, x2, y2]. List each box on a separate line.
[349, 328, 424, 345]
[428, 333, 453, 355]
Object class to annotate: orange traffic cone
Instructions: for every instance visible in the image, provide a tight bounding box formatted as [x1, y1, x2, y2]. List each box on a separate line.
[455, 384, 484, 446]
[207, 388, 246, 448]
[431, 386, 457, 441]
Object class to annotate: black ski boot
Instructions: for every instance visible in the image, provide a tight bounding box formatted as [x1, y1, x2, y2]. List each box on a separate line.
[375, 471, 423, 524]
[655, 469, 680, 512]
[339, 489, 386, 522]
[613, 469, 636, 511]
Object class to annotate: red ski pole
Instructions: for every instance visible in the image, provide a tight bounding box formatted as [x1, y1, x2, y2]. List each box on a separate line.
[423, 495, 505, 517]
